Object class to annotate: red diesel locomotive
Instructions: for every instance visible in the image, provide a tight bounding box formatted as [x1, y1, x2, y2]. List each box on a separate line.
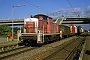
[19, 14, 83, 46]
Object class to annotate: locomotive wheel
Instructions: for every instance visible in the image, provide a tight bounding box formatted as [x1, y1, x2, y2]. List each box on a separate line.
[25, 42, 29, 46]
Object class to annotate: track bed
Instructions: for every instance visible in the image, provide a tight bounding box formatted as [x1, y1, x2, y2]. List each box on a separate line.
[0, 36, 85, 60]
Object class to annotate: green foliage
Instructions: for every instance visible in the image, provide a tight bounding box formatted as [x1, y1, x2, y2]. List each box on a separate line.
[13, 26, 24, 33]
[89, 29, 90, 31]
[84, 30, 88, 32]
[0, 25, 12, 36]
[21, 26, 24, 33]
[88, 29, 90, 33]
[77, 26, 82, 28]
[13, 27, 19, 34]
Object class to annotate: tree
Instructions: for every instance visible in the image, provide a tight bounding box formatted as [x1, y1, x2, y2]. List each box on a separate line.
[0, 25, 11, 36]
[13, 27, 20, 34]
[21, 26, 24, 33]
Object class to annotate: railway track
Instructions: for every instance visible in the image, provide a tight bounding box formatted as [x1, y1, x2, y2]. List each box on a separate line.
[15, 36, 79, 60]
[0, 46, 37, 60]
[0, 36, 85, 60]
[0, 41, 38, 60]
[43, 37, 86, 60]
[0, 41, 19, 52]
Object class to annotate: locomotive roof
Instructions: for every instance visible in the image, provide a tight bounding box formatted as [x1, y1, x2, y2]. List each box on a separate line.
[34, 14, 52, 19]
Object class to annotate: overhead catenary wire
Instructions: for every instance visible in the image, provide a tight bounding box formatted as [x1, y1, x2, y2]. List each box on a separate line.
[67, 0, 80, 17]
[22, 0, 65, 17]
[67, 0, 73, 9]
[22, 0, 48, 14]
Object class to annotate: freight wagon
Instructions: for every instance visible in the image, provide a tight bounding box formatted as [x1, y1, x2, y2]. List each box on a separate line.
[77, 26, 84, 35]
[58, 25, 70, 38]
[69, 24, 77, 36]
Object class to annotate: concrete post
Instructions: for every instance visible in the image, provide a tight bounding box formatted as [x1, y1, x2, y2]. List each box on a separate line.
[6, 37, 8, 42]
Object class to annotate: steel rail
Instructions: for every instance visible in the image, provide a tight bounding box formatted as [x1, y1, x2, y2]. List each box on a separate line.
[0, 46, 37, 60]
[65, 37, 86, 60]
[43, 37, 81, 60]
